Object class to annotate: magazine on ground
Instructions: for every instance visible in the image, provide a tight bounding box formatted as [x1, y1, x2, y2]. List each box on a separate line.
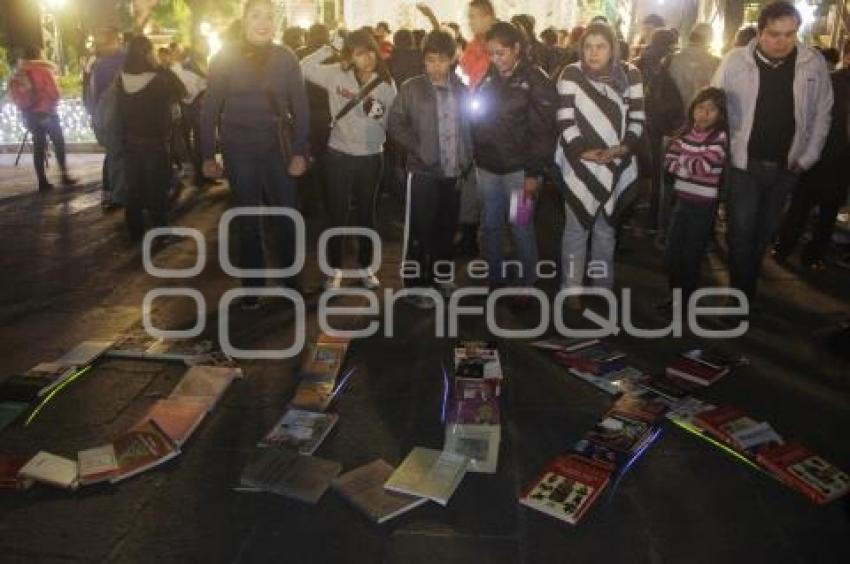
[238, 447, 341, 504]
[18, 451, 79, 490]
[757, 442, 850, 504]
[111, 420, 180, 483]
[78, 444, 119, 486]
[444, 423, 501, 474]
[258, 408, 339, 455]
[138, 397, 209, 447]
[168, 365, 240, 412]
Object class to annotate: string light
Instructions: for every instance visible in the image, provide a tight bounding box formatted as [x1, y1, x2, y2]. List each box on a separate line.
[0, 98, 95, 145]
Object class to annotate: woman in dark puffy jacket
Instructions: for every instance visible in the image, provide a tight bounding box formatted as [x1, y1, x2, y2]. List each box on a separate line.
[119, 36, 185, 240]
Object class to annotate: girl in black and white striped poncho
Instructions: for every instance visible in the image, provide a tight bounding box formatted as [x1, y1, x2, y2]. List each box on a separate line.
[554, 23, 645, 297]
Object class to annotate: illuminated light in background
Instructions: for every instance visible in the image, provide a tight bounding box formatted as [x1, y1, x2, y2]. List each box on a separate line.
[711, 17, 725, 55]
[296, 18, 313, 29]
[200, 21, 222, 60]
[0, 99, 95, 145]
[44, 0, 67, 10]
[796, 1, 816, 28]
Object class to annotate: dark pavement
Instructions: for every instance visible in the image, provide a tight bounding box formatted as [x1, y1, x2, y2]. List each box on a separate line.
[0, 175, 848, 564]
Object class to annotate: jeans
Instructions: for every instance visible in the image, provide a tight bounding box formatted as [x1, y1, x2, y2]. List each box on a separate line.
[477, 168, 538, 286]
[324, 149, 383, 269]
[726, 162, 798, 299]
[403, 173, 460, 287]
[23, 112, 68, 186]
[125, 139, 171, 239]
[665, 197, 717, 301]
[223, 150, 298, 288]
[561, 205, 616, 290]
[775, 158, 849, 262]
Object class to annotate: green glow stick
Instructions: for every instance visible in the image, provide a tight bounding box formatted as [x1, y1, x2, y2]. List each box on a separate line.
[24, 365, 93, 427]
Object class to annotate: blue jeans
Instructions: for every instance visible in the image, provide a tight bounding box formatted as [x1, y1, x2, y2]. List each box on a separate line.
[23, 112, 67, 186]
[224, 151, 298, 288]
[726, 162, 798, 300]
[477, 168, 538, 286]
[561, 205, 616, 290]
[665, 197, 717, 301]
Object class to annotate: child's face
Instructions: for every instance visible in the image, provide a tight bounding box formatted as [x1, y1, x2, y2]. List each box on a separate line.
[352, 47, 377, 75]
[424, 52, 452, 83]
[693, 99, 720, 131]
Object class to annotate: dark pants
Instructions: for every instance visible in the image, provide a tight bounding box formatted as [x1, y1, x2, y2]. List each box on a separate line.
[403, 173, 460, 287]
[181, 98, 204, 182]
[665, 196, 717, 301]
[23, 112, 68, 186]
[775, 158, 849, 262]
[124, 139, 171, 239]
[224, 150, 298, 288]
[726, 162, 798, 300]
[324, 149, 383, 269]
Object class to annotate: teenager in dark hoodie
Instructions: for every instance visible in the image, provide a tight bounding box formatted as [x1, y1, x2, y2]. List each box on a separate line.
[200, 0, 310, 309]
[119, 36, 186, 240]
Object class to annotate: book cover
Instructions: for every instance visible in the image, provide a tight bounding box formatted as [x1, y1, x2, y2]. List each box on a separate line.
[665, 397, 717, 425]
[584, 413, 653, 454]
[78, 444, 119, 486]
[530, 338, 600, 353]
[168, 365, 239, 411]
[444, 423, 501, 473]
[637, 374, 697, 402]
[666, 356, 729, 387]
[694, 405, 762, 448]
[18, 451, 79, 490]
[384, 448, 468, 506]
[447, 396, 500, 426]
[239, 448, 342, 504]
[520, 454, 611, 525]
[138, 397, 209, 446]
[331, 459, 428, 523]
[757, 442, 850, 504]
[0, 455, 34, 490]
[290, 376, 336, 412]
[259, 408, 339, 455]
[570, 438, 631, 472]
[302, 342, 347, 378]
[111, 420, 180, 483]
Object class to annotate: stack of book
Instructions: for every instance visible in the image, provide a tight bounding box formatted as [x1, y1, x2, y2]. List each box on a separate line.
[444, 341, 502, 473]
[531, 339, 645, 395]
[521, 394, 668, 525]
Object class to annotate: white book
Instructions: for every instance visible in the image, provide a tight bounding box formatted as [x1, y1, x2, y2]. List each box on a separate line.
[729, 421, 784, 450]
[384, 448, 468, 506]
[332, 460, 429, 523]
[78, 444, 119, 485]
[18, 451, 79, 490]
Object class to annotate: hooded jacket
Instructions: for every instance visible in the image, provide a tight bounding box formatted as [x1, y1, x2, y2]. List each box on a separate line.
[471, 59, 557, 177]
[711, 40, 833, 171]
[14, 60, 60, 114]
[119, 69, 185, 141]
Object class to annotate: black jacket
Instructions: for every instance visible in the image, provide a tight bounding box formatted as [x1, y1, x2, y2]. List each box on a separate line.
[470, 60, 557, 177]
[388, 74, 474, 176]
[389, 48, 424, 88]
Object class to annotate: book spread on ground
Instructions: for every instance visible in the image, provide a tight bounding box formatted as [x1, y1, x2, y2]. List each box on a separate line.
[757, 442, 850, 504]
[18, 451, 79, 490]
[138, 397, 209, 446]
[0, 455, 34, 490]
[444, 424, 501, 474]
[168, 365, 239, 411]
[520, 454, 611, 525]
[55, 340, 114, 366]
[666, 356, 729, 387]
[384, 448, 468, 506]
[259, 408, 339, 455]
[111, 420, 180, 483]
[290, 374, 337, 412]
[239, 448, 341, 504]
[302, 342, 348, 379]
[331, 459, 428, 523]
[78, 444, 119, 485]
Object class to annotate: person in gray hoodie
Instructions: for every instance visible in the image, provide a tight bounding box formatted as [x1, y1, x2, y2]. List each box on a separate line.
[711, 1, 833, 307]
[301, 28, 397, 291]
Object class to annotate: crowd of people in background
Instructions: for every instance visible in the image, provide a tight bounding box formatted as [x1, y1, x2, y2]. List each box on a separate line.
[6, 0, 850, 322]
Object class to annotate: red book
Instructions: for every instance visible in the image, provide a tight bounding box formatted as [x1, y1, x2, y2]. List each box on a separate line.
[520, 455, 611, 525]
[694, 405, 756, 442]
[666, 356, 729, 386]
[757, 442, 850, 504]
[111, 420, 180, 483]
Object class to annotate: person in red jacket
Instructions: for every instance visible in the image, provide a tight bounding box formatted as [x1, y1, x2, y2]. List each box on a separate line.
[10, 46, 77, 192]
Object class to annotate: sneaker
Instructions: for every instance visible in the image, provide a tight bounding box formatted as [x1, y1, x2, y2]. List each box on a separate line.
[324, 270, 344, 290]
[360, 269, 381, 290]
[238, 296, 262, 311]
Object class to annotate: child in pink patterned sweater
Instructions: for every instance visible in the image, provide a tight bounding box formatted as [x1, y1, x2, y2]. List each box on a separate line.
[662, 87, 729, 311]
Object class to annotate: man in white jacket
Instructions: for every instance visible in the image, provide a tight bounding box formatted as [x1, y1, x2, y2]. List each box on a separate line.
[712, 1, 832, 306]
